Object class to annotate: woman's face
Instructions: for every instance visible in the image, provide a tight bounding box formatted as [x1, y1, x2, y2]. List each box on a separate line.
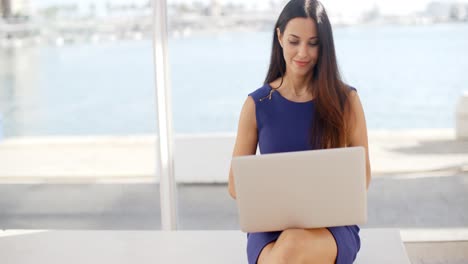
[277, 17, 319, 77]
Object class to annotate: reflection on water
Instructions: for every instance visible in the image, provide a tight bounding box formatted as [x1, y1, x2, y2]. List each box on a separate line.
[0, 46, 40, 137]
[0, 41, 157, 138]
[1, 25, 468, 138]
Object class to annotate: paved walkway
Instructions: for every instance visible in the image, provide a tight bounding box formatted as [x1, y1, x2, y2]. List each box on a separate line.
[368, 129, 468, 175]
[0, 129, 467, 182]
[1, 173, 467, 231]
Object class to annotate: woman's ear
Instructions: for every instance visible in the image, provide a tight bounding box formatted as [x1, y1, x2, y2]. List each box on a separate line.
[276, 28, 283, 48]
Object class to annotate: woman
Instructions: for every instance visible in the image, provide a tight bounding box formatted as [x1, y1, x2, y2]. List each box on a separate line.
[228, 0, 371, 263]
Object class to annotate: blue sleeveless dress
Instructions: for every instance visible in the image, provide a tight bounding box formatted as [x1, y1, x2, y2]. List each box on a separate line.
[246, 84, 361, 264]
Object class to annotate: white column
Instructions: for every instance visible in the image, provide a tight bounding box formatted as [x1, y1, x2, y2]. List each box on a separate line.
[456, 91, 468, 140]
[0, 113, 3, 140]
[152, 0, 178, 230]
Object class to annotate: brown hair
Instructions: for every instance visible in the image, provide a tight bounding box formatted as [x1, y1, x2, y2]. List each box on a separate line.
[264, 0, 351, 149]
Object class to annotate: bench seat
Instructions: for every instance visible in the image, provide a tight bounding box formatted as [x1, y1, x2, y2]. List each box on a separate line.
[0, 228, 410, 263]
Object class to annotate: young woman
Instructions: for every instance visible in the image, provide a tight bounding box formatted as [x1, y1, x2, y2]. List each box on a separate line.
[228, 0, 371, 263]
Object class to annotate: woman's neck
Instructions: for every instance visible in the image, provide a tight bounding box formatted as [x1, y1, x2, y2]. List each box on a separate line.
[282, 73, 312, 96]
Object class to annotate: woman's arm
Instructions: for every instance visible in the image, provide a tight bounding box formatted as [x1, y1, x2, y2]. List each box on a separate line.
[228, 96, 258, 199]
[346, 91, 372, 189]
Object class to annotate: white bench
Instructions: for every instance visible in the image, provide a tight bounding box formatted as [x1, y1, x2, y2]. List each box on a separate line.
[0, 229, 410, 263]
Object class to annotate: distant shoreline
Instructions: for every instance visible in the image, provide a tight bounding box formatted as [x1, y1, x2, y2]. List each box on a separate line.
[1, 19, 467, 48]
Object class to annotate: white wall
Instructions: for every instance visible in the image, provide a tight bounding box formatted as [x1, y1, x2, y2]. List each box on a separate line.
[174, 134, 236, 183]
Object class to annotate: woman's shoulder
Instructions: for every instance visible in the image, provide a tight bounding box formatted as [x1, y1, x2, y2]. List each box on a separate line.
[345, 84, 358, 93]
[248, 83, 271, 102]
[342, 83, 357, 93]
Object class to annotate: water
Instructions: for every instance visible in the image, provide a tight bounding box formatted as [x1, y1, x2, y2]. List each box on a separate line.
[1, 24, 467, 138]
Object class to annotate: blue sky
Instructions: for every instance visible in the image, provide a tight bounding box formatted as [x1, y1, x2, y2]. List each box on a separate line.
[32, 0, 467, 16]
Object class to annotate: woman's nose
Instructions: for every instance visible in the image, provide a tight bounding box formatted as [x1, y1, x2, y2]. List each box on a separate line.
[297, 44, 308, 58]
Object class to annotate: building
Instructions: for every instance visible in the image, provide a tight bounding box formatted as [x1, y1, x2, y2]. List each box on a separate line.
[1, 0, 9, 18]
[210, 0, 221, 16]
[449, 3, 468, 21]
[1, 0, 29, 18]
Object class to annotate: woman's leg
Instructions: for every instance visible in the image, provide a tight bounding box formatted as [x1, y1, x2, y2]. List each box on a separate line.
[257, 242, 275, 264]
[258, 228, 337, 264]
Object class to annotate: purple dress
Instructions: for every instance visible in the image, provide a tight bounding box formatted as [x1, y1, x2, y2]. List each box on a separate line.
[246, 84, 361, 264]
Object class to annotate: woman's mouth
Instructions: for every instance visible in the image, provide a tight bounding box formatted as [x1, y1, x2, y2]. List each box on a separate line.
[294, 60, 310, 67]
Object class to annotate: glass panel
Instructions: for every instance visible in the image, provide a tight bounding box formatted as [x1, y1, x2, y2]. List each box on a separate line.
[0, 1, 161, 230]
[169, 1, 468, 262]
[167, 1, 273, 229]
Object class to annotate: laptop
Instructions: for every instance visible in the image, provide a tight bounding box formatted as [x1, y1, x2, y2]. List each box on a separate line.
[231, 146, 367, 233]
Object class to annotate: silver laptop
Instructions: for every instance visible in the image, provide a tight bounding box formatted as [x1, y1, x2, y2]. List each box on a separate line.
[231, 146, 367, 233]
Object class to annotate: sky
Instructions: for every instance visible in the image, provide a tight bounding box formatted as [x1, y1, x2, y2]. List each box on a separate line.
[32, 0, 468, 16]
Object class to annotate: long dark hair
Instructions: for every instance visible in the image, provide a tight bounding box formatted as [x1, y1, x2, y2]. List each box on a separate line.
[264, 0, 351, 149]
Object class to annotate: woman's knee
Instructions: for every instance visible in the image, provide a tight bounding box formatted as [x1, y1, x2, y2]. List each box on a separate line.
[271, 229, 311, 263]
[271, 228, 336, 264]
[257, 242, 275, 264]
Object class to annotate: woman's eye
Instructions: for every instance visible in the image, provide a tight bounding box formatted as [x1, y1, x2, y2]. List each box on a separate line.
[288, 41, 318, 47]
